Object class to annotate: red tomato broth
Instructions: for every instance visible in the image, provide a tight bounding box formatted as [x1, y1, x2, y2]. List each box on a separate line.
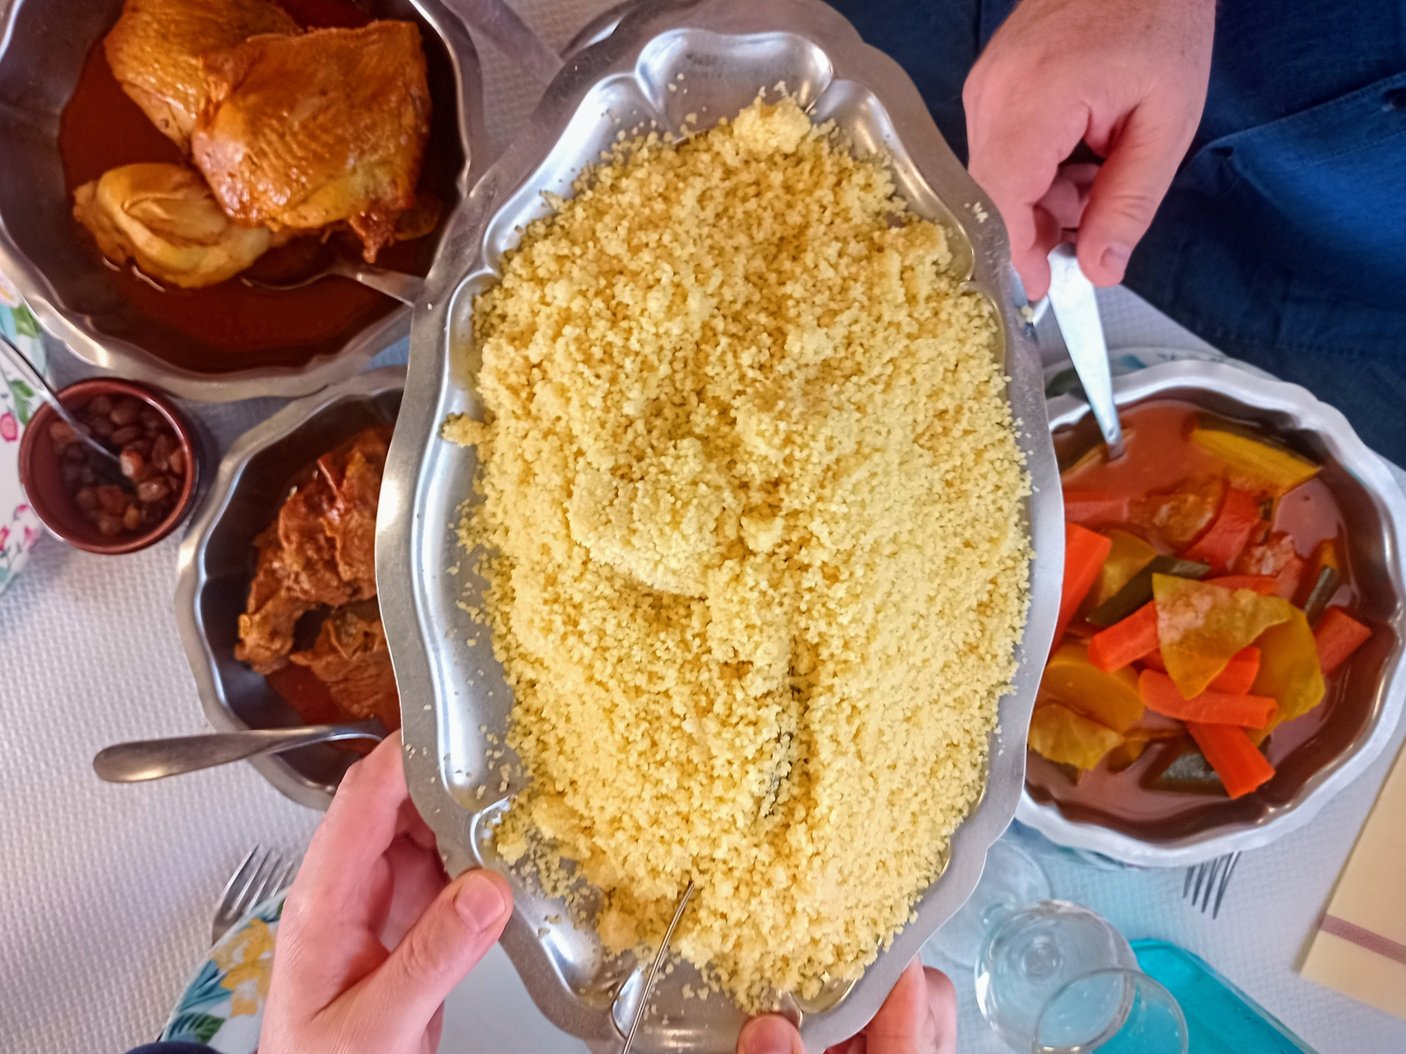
[56, 0, 449, 369]
[1029, 399, 1371, 832]
[265, 665, 379, 756]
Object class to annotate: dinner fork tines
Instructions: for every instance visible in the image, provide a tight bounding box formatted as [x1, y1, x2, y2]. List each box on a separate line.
[1183, 852, 1240, 920]
[213, 845, 297, 944]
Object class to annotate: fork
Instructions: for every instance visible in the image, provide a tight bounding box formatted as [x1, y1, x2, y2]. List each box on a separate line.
[213, 845, 298, 943]
[1182, 852, 1240, 919]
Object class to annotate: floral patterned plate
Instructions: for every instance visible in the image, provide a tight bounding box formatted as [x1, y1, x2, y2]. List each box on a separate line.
[159, 890, 284, 1052]
[0, 267, 47, 594]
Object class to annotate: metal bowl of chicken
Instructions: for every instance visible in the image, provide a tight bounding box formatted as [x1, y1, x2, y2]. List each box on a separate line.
[0, 0, 484, 402]
[176, 367, 403, 808]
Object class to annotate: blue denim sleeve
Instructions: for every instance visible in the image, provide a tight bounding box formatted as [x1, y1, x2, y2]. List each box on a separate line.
[826, 0, 1406, 466]
[124, 1044, 217, 1054]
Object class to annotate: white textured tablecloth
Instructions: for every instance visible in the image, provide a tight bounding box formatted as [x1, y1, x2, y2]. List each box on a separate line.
[3, 2, 1404, 1052]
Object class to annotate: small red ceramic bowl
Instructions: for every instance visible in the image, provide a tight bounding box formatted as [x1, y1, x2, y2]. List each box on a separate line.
[18, 378, 199, 554]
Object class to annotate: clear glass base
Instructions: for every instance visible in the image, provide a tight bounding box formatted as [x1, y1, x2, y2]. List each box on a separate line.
[1036, 968, 1188, 1054]
[975, 901, 1136, 1052]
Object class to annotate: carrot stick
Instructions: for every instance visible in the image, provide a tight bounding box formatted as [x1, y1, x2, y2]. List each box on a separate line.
[1205, 575, 1278, 595]
[1141, 645, 1259, 692]
[1088, 603, 1158, 671]
[1187, 722, 1277, 799]
[1314, 607, 1373, 676]
[1056, 524, 1113, 644]
[1063, 490, 1130, 527]
[1183, 487, 1261, 573]
[1138, 670, 1276, 728]
[1208, 647, 1261, 694]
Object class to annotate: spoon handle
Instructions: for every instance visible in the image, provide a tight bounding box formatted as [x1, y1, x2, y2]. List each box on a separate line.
[93, 723, 385, 783]
[340, 262, 426, 306]
[1046, 244, 1125, 459]
[0, 330, 47, 397]
[0, 331, 121, 466]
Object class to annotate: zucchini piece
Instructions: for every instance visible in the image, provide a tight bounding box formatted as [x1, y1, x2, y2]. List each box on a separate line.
[1301, 564, 1342, 625]
[1087, 556, 1211, 627]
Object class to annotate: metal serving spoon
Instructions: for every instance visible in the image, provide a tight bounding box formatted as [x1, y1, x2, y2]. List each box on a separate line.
[93, 721, 385, 783]
[243, 257, 426, 303]
[616, 882, 696, 1053]
[1046, 244, 1125, 458]
[0, 332, 121, 470]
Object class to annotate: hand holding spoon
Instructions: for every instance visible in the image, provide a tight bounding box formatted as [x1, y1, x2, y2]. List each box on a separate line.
[1046, 244, 1125, 458]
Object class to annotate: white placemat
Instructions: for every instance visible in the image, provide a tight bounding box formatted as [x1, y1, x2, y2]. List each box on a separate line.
[2, 3, 1404, 1053]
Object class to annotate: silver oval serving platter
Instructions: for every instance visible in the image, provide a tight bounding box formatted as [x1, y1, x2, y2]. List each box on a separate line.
[1020, 359, 1406, 868]
[177, 366, 404, 808]
[378, 1, 1061, 1050]
[0, 0, 483, 402]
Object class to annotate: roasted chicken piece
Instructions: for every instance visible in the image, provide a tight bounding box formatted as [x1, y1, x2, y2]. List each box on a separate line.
[73, 163, 276, 289]
[104, 0, 299, 152]
[193, 23, 431, 261]
[236, 427, 391, 674]
[289, 604, 400, 730]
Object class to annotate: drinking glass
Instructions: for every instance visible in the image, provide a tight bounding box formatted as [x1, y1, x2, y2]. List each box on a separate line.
[1034, 967, 1188, 1054]
[932, 835, 1189, 1053]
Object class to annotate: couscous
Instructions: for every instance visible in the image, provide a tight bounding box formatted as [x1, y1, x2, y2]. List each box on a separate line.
[444, 97, 1030, 1008]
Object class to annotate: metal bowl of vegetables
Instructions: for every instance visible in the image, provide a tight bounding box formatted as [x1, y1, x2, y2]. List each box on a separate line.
[1017, 358, 1406, 868]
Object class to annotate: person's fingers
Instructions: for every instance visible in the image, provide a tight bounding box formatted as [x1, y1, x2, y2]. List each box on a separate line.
[1024, 205, 1061, 300]
[1076, 103, 1195, 286]
[737, 1014, 806, 1054]
[1036, 162, 1099, 233]
[291, 734, 410, 926]
[379, 835, 450, 948]
[400, 793, 439, 851]
[357, 868, 513, 1040]
[965, 89, 1086, 300]
[864, 958, 934, 1054]
[923, 967, 958, 1054]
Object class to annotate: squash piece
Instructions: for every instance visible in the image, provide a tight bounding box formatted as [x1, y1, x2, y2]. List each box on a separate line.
[1254, 606, 1326, 729]
[1191, 423, 1320, 495]
[1153, 574, 1293, 699]
[1132, 475, 1225, 548]
[1087, 556, 1210, 627]
[1040, 643, 1144, 733]
[1105, 738, 1149, 773]
[1094, 529, 1158, 606]
[1029, 704, 1123, 771]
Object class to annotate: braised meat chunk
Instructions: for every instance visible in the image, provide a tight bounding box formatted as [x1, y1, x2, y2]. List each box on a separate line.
[192, 22, 431, 261]
[104, 0, 299, 151]
[235, 427, 390, 674]
[289, 605, 400, 731]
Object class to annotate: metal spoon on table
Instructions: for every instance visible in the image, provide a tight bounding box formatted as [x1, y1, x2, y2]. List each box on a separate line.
[93, 721, 385, 783]
[1046, 243, 1125, 458]
[0, 332, 121, 470]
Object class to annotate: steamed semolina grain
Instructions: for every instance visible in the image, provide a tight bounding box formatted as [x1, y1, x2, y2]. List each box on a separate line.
[446, 97, 1030, 1008]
